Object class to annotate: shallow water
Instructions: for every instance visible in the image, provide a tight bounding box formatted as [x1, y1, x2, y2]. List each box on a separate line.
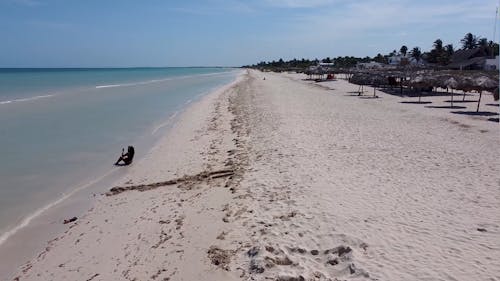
[0, 67, 239, 245]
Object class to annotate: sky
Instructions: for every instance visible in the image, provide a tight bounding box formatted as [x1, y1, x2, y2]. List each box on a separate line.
[0, 0, 498, 67]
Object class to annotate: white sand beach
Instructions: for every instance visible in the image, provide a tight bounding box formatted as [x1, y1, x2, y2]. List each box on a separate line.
[12, 70, 500, 281]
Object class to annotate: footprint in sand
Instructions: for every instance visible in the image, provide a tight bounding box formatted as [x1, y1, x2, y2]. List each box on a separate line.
[245, 242, 370, 279]
[207, 246, 235, 271]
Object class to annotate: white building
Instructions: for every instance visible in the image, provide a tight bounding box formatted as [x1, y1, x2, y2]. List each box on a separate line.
[319, 62, 335, 67]
[356, 61, 384, 69]
[484, 56, 499, 70]
[388, 54, 422, 66]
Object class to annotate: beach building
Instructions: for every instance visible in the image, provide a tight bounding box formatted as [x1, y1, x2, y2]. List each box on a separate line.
[388, 54, 405, 65]
[319, 62, 335, 67]
[356, 61, 384, 69]
[305, 65, 328, 80]
[484, 56, 499, 70]
[388, 54, 422, 66]
[318, 62, 335, 73]
[447, 48, 491, 70]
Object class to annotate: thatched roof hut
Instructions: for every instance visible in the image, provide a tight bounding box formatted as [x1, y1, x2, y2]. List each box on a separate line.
[346, 68, 498, 110]
[448, 48, 489, 70]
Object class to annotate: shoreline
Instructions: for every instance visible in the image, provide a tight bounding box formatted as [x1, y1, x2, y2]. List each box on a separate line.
[10, 70, 500, 281]
[0, 71, 244, 280]
[0, 68, 242, 241]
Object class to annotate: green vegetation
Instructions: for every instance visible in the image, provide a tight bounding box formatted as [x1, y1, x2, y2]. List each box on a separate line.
[461, 33, 479, 49]
[244, 33, 499, 71]
[411, 47, 422, 63]
[400, 45, 408, 57]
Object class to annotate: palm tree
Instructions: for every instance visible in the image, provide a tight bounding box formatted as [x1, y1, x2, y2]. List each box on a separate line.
[445, 44, 454, 56]
[374, 53, 385, 63]
[433, 39, 444, 52]
[322, 57, 332, 63]
[427, 39, 447, 64]
[478, 38, 488, 48]
[400, 45, 408, 56]
[411, 47, 422, 62]
[488, 40, 500, 56]
[440, 44, 455, 64]
[477, 38, 491, 56]
[461, 33, 479, 49]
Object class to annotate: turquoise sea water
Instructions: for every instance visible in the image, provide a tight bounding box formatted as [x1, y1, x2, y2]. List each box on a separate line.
[0, 67, 239, 245]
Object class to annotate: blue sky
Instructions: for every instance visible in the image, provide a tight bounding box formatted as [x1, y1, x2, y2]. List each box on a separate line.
[0, 0, 498, 67]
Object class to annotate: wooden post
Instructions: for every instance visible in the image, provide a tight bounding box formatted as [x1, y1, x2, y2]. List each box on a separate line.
[476, 92, 482, 112]
[400, 77, 403, 96]
[451, 89, 454, 108]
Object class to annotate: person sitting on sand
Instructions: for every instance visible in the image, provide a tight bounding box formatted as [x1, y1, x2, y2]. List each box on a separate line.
[114, 146, 135, 166]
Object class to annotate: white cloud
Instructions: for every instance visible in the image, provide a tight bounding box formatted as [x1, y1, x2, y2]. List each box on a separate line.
[283, 0, 496, 35]
[251, 0, 498, 58]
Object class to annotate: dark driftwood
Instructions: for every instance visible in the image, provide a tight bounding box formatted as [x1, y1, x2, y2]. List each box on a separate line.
[106, 169, 234, 196]
[63, 217, 77, 224]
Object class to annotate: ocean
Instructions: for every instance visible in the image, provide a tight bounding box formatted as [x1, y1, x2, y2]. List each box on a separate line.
[0, 67, 240, 247]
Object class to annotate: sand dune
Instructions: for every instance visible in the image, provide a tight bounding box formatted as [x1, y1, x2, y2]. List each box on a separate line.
[12, 70, 500, 281]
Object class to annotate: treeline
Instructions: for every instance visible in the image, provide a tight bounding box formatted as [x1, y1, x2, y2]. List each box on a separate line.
[244, 33, 499, 71]
[243, 56, 371, 70]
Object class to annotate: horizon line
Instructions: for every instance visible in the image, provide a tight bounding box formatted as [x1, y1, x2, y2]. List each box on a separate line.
[0, 66, 241, 69]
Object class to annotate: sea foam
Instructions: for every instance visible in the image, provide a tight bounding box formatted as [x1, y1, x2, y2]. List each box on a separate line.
[0, 94, 54, 105]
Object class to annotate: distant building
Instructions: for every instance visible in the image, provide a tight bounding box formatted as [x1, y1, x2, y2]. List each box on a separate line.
[388, 54, 422, 66]
[484, 56, 499, 70]
[448, 48, 491, 70]
[356, 61, 384, 69]
[388, 55, 404, 65]
[319, 62, 335, 67]
[305, 65, 327, 77]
